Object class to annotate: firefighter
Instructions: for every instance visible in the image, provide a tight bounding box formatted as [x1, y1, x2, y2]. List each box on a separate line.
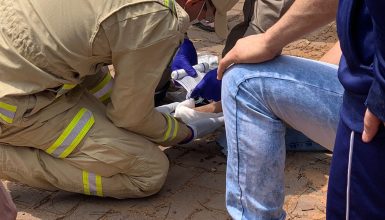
[0, 0, 232, 198]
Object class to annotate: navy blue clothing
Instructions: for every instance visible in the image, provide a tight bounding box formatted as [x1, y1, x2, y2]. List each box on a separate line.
[327, 121, 385, 219]
[327, 0, 385, 218]
[337, 0, 385, 131]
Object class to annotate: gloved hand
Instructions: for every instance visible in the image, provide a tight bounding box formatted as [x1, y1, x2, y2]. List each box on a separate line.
[174, 99, 224, 140]
[155, 102, 179, 114]
[171, 38, 198, 77]
[190, 68, 221, 101]
[174, 99, 223, 123]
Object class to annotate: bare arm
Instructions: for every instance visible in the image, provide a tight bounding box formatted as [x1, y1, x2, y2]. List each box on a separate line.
[194, 101, 222, 113]
[217, 0, 339, 79]
[319, 41, 341, 65]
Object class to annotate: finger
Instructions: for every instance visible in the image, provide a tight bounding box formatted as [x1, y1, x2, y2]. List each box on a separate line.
[217, 52, 235, 80]
[362, 108, 381, 143]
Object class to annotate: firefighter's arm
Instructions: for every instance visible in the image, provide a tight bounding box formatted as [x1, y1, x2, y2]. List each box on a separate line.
[100, 3, 191, 145]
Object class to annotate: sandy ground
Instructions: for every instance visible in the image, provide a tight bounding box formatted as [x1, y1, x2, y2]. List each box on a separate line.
[1, 1, 339, 219]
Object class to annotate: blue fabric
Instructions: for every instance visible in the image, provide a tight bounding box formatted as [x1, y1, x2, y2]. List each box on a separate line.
[337, 0, 385, 131]
[327, 121, 385, 219]
[222, 55, 343, 220]
[190, 68, 222, 101]
[171, 38, 198, 77]
[216, 128, 327, 156]
[327, 1, 385, 218]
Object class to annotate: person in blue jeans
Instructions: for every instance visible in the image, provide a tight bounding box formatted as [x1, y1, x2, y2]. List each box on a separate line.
[215, 0, 341, 218]
[221, 56, 342, 219]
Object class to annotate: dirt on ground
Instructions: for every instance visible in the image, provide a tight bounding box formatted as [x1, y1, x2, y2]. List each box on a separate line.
[1, 1, 338, 219]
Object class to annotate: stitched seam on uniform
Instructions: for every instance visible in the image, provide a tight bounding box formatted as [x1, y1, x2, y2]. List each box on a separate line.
[90, 1, 169, 46]
[0, 0, 48, 68]
[92, 9, 177, 54]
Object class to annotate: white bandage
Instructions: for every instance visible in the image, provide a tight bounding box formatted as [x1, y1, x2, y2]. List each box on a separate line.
[174, 99, 223, 124]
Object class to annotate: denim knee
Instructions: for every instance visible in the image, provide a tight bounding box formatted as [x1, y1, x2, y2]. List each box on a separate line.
[222, 64, 270, 107]
[222, 65, 260, 100]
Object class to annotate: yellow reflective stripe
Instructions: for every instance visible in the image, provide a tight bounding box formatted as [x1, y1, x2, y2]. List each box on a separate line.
[89, 72, 112, 94]
[46, 109, 86, 154]
[170, 0, 175, 13]
[83, 171, 90, 195]
[96, 175, 103, 197]
[89, 68, 113, 102]
[82, 171, 103, 197]
[45, 108, 94, 158]
[163, 0, 175, 13]
[171, 117, 179, 140]
[0, 102, 17, 112]
[163, 114, 172, 141]
[162, 114, 178, 142]
[0, 102, 17, 124]
[99, 91, 112, 102]
[0, 114, 13, 124]
[59, 113, 95, 158]
[56, 84, 76, 98]
[63, 84, 76, 90]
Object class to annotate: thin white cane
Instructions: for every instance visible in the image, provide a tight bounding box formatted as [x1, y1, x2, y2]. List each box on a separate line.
[346, 131, 354, 220]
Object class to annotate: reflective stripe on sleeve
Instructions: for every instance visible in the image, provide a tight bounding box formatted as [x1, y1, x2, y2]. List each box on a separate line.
[56, 84, 76, 98]
[45, 108, 95, 158]
[0, 102, 17, 124]
[89, 67, 113, 102]
[163, 114, 179, 142]
[82, 171, 103, 197]
[163, 0, 176, 14]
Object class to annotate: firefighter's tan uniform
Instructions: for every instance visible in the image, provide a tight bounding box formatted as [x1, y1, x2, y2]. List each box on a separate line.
[0, 0, 191, 198]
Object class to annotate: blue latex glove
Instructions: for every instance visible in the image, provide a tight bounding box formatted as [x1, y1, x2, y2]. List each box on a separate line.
[190, 68, 221, 101]
[171, 38, 198, 77]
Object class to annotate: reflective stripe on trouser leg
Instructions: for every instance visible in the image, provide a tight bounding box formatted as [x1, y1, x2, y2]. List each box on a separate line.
[0, 91, 169, 198]
[162, 114, 178, 142]
[89, 66, 113, 103]
[82, 170, 103, 197]
[346, 131, 354, 220]
[0, 101, 17, 124]
[45, 108, 94, 158]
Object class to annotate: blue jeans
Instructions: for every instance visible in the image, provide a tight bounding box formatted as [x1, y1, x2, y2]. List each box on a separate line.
[222, 55, 343, 220]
